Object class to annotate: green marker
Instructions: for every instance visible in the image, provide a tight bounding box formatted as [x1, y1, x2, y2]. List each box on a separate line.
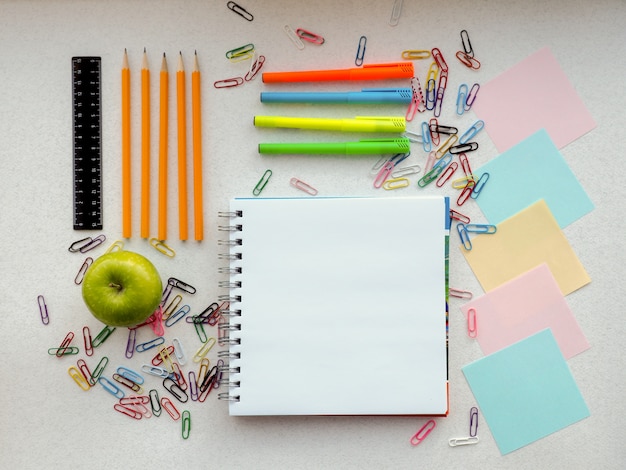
[258, 138, 410, 155]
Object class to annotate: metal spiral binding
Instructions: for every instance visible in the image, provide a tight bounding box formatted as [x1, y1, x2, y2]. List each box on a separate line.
[217, 210, 243, 402]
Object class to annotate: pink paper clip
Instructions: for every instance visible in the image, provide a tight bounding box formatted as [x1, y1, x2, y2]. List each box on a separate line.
[290, 177, 318, 195]
[161, 396, 181, 420]
[296, 28, 325, 44]
[150, 306, 165, 336]
[373, 162, 394, 189]
[245, 54, 266, 81]
[114, 403, 142, 420]
[449, 287, 473, 300]
[467, 308, 478, 338]
[410, 419, 436, 446]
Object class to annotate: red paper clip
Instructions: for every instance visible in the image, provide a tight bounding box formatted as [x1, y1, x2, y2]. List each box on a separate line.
[161, 396, 181, 420]
[410, 419, 436, 446]
[56, 331, 75, 357]
[214, 77, 244, 88]
[436, 162, 458, 188]
[296, 28, 325, 45]
[245, 55, 266, 81]
[449, 210, 470, 224]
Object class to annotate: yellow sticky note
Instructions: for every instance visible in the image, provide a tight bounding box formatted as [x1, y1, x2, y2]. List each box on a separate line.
[461, 200, 590, 295]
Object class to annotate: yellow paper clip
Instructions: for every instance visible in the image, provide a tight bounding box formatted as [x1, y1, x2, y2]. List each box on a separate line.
[68, 366, 90, 391]
[163, 294, 182, 319]
[451, 175, 475, 190]
[193, 337, 217, 363]
[435, 134, 458, 159]
[105, 240, 124, 253]
[150, 238, 175, 257]
[401, 50, 431, 60]
[382, 177, 409, 190]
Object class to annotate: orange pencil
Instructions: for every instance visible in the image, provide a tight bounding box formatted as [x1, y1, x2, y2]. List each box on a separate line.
[121, 49, 131, 238]
[177, 52, 188, 240]
[192, 51, 203, 241]
[158, 53, 168, 241]
[140, 48, 150, 239]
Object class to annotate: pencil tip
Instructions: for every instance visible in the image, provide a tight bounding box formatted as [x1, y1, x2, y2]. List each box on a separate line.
[143, 46, 146, 53]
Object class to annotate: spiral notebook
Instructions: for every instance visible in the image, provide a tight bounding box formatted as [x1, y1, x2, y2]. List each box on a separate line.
[218, 196, 450, 416]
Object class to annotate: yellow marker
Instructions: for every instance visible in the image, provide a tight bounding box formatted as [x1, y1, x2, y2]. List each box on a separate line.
[253, 115, 406, 133]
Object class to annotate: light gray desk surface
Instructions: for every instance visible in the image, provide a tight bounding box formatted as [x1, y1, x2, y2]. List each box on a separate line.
[1, 1, 624, 468]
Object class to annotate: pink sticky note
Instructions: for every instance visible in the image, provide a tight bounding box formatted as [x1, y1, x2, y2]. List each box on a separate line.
[472, 47, 596, 152]
[460, 264, 589, 359]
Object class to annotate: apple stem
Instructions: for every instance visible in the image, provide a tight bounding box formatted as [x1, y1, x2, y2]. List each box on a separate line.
[109, 283, 123, 291]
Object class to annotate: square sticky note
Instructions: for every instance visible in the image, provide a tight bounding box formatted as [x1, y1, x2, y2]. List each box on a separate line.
[460, 264, 590, 359]
[461, 200, 590, 295]
[471, 47, 596, 152]
[474, 129, 594, 228]
[462, 329, 590, 455]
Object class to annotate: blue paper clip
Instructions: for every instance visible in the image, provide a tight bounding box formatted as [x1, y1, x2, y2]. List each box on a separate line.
[459, 120, 484, 144]
[117, 366, 145, 385]
[99, 376, 125, 399]
[421, 121, 432, 152]
[457, 224, 472, 251]
[355, 36, 367, 66]
[465, 224, 496, 234]
[470, 172, 489, 199]
[457, 84, 468, 115]
[135, 336, 165, 353]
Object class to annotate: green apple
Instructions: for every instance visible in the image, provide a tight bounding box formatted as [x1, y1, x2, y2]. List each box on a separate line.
[82, 250, 163, 327]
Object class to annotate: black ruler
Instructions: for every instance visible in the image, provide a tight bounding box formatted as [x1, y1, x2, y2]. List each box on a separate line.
[72, 56, 103, 230]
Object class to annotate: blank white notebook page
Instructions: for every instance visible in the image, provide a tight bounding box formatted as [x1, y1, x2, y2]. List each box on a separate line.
[223, 196, 448, 416]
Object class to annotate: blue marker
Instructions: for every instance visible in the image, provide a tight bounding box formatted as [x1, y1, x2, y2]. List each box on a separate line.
[260, 88, 412, 104]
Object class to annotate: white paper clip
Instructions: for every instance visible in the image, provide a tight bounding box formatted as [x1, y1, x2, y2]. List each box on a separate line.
[449, 436, 479, 447]
[284, 25, 305, 50]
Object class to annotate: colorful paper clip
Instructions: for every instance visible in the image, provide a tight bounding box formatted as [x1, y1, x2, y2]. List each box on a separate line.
[48, 346, 79, 356]
[457, 181, 474, 206]
[141, 364, 170, 378]
[163, 377, 188, 403]
[436, 162, 458, 188]
[284, 24, 305, 50]
[135, 336, 165, 353]
[163, 295, 182, 320]
[77, 358, 93, 385]
[290, 177, 318, 195]
[458, 153, 473, 178]
[173, 337, 187, 366]
[161, 396, 181, 420]
[449, 210, 471, 224]
[225, 43, 255, 62]
[459, 120, 484, 144]
[227, 1, 253, 21]
[410, 419, 436, 446]
[99, 376, 125, 399]
[449, 436, 480, 447]
[125, 328, 136, 359]
[465, 224, 496, 234]
[105, 239, 124, 253]
[401, 50, 430, 60]
[470, 406, 479, 437]
[169, 277, 197, 295]
[90, 356, 109, 385]
[166, 306, 191, 328]
[55, 331, 75, 357]
[389, 0, 403, 26]
[181, 410, 191, 439]
[149, 238, 175, 257]
[253, 169, 272, 196]
[431, 47, 448, 72]
[245, 54, 266, 81]
[449, 142, 478, 155]
[457, 224, 472, 251]
[470, 172, 489, 199]
[92, 325, 116, 348]
[456, 51, 481, 70]
[68, 366, 90, 391]
[465, 83, 480, 109]
[383, 177, 410, 190]
[296, 28, 324, 45]
[117, 366, 144, 385]
[213, 77, 244, 88]
[38, 295, 49, 325]
[449, 287, 473, 299]
[392, 164, 421, 178]
[73, 257, 93, 285]
[456, 84, 468, 115]
[355, 36, 367, 66]
[435, 134, 458, 159]
[429, 117, 440, 145]
[68, 234, 106, 253]
[467, 307, 478, 338]
[114, 403, 142, 420]
[373, 161, 394, 189]
[194, 337, 217, 363]
[113, 373, 143, 394]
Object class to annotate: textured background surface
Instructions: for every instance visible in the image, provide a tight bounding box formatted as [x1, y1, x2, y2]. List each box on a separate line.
[0, 1, 624, 468]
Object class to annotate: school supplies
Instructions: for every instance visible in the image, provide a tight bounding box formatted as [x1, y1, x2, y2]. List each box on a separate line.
[192, 52, 203, 241]
[262, 62, 414, 83]
[141, 49, 150, 238]
[177, 52, 188, 240]
[258, 138, 410, 155]
[121, 50, 131, 237]
[72, 56, 102, 230]
[217, 196, 450, 416]
[253, 116, 406, 132]
[158, 53, 169, 241]
[260, 88, 413, 104]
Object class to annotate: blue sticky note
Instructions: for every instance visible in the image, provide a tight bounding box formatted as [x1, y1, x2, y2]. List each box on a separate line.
[462, 329, 590, 455]
[474, 129, 594, 228]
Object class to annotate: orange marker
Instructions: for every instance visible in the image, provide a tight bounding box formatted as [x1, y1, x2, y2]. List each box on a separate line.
[262, 62, 414, 83]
